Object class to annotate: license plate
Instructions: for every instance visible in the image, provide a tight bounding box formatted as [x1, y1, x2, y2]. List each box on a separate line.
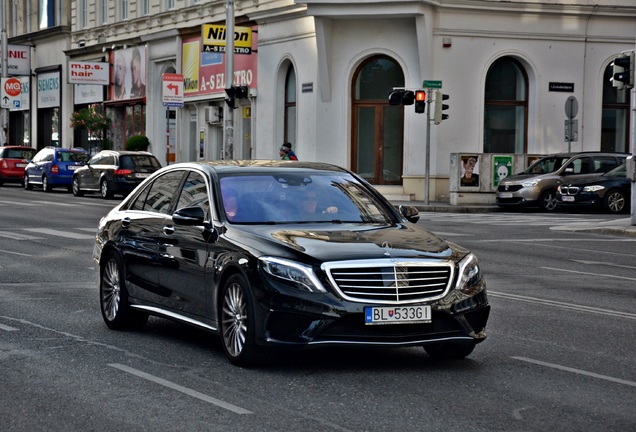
[15, 163, 26, 168]
[561, 196, 575, 202]
[135, 173, 150, 178]
[68, 165, 80, 170]
[365, 305, 431, 325]
[499, 192, 513, 198]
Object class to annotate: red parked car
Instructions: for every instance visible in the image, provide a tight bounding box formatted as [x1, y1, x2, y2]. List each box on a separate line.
[0, 146, 37, 186]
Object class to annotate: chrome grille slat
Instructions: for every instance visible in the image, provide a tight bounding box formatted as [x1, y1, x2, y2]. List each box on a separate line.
[322, 259, 455, 305]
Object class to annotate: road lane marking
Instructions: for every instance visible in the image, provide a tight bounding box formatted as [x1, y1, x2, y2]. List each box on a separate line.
[0, 248, 34, 256]
[0, 200, 40, 206]
[0, 231, 43, 240]
[108, 363, 252, 414]
[512, 357, 636, 388]
[572, 259, 636, 270]
[22, 228, 96, 240]
[541, 266, 636, 282]
[488, 291, 636, 320]
[0, 323, 19, 331]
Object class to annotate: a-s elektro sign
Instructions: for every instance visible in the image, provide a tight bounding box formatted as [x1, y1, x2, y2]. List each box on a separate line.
[68, 61, 110, 85]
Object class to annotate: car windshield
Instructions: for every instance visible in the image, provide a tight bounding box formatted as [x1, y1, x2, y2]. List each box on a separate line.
[522, 156, 571, 174]
[58, 151, 89, 163]
[219, 171, 395, 224]
[121, 155, 161, 169]
[604, 163, 626, 178]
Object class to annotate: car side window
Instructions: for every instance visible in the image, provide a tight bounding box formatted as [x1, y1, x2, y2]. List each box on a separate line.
[138, 171, 185, 214]
[593, 156, 618, 173]
[566, 157, 591, 174]
[103, 155, 115, 165]
[174, 171, 210, 217]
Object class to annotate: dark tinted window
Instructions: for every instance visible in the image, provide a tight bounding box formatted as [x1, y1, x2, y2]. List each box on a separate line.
[593, 156, 620, 173]
[120, 155, 161, 169]
[137, 171, 184, 214]
[174, 171, 210, 216]
[3, 148, 36, 159]
[58, 151, 89, 163]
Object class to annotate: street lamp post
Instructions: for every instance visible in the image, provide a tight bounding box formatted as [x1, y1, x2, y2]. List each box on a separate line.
[223, 0, 235, 160]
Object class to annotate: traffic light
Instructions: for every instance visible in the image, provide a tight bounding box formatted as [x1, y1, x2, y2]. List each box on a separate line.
[225, 85, 250, 109]
[388, 89, 415, 106]
[434, 90, 449, 124]
[611, 52, 634, 90]
[414, 91, 426, 114]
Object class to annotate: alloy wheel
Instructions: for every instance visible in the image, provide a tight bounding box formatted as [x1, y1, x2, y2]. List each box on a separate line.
[222, 282, 248, 358]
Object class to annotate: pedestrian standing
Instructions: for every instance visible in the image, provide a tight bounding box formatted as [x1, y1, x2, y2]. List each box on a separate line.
[282, 142, 298, 160]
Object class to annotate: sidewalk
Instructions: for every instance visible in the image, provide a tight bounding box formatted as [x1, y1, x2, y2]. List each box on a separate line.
[391, 200, 636, 238]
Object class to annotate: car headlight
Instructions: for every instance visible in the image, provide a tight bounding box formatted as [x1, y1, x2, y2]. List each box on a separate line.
[260, 257, 327, 293]
[521, 180, 539, 188]
[455, 253, 483, 295]
[583, 185, 605, 192]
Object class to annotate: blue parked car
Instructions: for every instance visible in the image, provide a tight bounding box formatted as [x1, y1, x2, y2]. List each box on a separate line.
[24, 146, 90, 192]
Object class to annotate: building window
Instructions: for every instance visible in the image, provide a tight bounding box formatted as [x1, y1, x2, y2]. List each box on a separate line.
[351, 55, 404, 185]
[79, 0, 88, 28]
[284, 66, 297, 148]
[166, 0, 175, 10]
[141, 0, 150, 16]
[99, 0, 107, 24]
[601, 64, 631, 153]
[484, 57, 528, 154]
[120, 0, 128, 20]
[39, 0, 57, 29]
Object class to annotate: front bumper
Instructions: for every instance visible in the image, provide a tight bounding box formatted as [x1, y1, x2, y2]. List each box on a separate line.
[251, 276, 490, 349]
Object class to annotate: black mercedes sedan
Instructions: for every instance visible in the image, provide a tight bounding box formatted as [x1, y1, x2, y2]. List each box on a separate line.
[93, 161, 490, 366]
[556, 163, 631, 213]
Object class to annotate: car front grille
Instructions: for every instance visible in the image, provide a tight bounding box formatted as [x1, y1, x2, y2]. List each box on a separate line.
[497, 184, 523, 192]
[322, 259, 454, 304]
[559, 186, 580, 195]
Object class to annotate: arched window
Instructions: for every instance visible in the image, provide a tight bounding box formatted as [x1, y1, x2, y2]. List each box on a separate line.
[284, 66, 297, 147]
[601, 64, 631, 153]
[351, 55, 404, 185]
[484, 57, 528, 153]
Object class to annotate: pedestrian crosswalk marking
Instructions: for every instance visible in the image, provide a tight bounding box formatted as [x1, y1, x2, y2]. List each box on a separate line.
[0, 231, 42, 240]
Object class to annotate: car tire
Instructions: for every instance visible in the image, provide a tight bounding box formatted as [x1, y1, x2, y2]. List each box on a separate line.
[100, 179, 114, 199]
[604, 189, 626, 213]
[24, 173, 32, 190]
[100, 252, 148, 331]
[42, 175, 52, 192]
[220, 273, 265, 366]
[72, 177, 84, 197]
[539, 189, 558, 212]
[424, 341, 476, 360]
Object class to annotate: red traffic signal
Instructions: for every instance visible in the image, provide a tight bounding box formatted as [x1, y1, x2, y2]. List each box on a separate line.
[414, 91, 426, 114]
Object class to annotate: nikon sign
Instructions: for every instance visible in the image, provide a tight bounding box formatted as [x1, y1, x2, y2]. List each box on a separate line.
[201, 24, 253, 54]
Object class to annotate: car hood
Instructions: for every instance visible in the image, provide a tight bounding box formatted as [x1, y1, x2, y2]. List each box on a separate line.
[500, 173, 551, 184]
[225, 222, 457, 262]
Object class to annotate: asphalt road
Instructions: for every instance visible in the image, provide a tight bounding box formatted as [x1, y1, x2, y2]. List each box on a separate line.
[1, 184, 635, 431]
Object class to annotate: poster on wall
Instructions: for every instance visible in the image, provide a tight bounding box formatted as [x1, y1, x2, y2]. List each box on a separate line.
[460, 155, 480, 187]
[492, 155, 513, 189]
[111, 46, 147, 100]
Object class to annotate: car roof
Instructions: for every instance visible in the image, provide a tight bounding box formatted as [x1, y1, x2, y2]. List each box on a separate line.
[162, 160, 351, 174]
[0, 145, 34, 150]
[97, 150, 154, 156]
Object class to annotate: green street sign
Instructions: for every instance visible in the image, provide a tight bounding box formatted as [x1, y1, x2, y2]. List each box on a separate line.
[422, 80, 442, 89]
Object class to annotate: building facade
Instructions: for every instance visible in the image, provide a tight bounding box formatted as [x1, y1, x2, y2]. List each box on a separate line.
[3, 0, 635, 202]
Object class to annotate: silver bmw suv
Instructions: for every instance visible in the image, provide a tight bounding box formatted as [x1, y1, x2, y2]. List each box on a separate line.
[496, 152, 628, 211]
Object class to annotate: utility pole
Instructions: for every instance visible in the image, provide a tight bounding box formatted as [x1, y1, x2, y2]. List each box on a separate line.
[222, 0, 235, 160]
[1, 0, 8, 146]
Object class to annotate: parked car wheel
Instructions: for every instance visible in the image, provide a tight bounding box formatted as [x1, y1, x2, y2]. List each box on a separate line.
[220, 273, 263, 366]
[100, 252, 148, 330]
[23, 174, 32, 190]
[539, 189, 558, 211]
[100, 179, 113, 199]
[42, 175, 52, 192]
[424, 341, 476, 360]
[72, 177, 84, 197]
[604, 189, 627, 213]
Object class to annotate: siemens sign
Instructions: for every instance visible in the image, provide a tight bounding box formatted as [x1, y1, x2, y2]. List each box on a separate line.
[37, 71, 61, 108]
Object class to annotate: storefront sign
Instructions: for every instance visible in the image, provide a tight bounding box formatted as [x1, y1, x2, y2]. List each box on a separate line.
[0, 45, 31, 76]
[37, 71, 61, 108]
[549, 82, 574, 92]
[182, 32, 258, 99]
[202, 24, 253, 54]
[74, 84, 104, 104]
[68, 61, 109, 85]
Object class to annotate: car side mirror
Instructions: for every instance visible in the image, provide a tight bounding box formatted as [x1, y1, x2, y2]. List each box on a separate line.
[173, 206, 206, 226]
[398, 205, 420, 223]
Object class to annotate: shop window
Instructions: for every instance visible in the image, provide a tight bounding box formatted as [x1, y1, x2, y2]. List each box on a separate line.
[601, 64, 631, 153]
[125, 105, 146, 142]
[484, 57, 528, 154]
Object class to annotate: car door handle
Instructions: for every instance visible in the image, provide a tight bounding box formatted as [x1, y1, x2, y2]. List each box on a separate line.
[163, 225, 175, 235]
[121, 217, 131, 228]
